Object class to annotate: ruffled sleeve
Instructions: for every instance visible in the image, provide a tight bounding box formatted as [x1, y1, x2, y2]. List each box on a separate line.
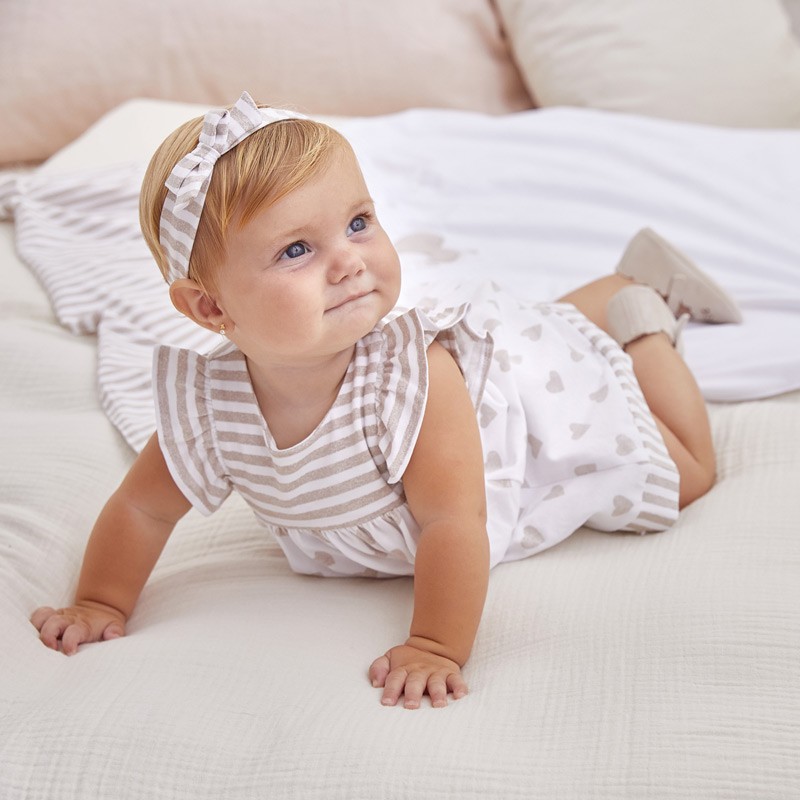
[375, 304, 494, 483]
[152, 343, 232, 515]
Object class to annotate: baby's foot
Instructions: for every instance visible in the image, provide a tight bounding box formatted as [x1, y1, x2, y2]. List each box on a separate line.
[615, 228, 743, 324]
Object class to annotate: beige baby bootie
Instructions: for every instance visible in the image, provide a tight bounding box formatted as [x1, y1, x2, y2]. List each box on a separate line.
[607, 285, 688, 354]
[616, 228, 743, 324]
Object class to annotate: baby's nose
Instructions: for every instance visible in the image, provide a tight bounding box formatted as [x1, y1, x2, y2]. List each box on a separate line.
[329, 245, 365, 281]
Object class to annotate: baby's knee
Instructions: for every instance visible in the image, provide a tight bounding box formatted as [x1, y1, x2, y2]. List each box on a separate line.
[678, 462, 716, 509]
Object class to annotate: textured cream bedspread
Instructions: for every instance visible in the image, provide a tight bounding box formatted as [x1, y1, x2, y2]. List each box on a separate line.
[1, 103, 799, 799]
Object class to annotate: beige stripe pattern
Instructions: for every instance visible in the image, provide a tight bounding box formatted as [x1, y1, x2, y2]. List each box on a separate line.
[159, 92, 305, 283]
[153, 307, 491, 531]
[8, 163, 216, 451]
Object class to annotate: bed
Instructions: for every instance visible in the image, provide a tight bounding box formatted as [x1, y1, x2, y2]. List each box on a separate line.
[2, 2, 800, 798]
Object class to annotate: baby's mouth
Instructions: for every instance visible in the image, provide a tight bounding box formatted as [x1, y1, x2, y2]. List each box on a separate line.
[328, 290, 373, 312]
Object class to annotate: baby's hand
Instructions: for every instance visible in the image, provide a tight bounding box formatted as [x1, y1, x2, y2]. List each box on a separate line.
[368, 643, 468, 709]
[30, 602, 126, 655]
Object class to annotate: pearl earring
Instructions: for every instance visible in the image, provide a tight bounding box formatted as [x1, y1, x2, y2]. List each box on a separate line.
[219, 324, 226, 336]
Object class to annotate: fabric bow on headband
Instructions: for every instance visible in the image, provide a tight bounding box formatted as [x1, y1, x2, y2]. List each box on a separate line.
[159, 91, 305, 283]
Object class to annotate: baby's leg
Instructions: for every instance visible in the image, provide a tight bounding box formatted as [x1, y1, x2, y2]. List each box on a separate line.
[559, 275, 716, 508]
[625, 333, 715, 508]
[558, 274, 633, 332]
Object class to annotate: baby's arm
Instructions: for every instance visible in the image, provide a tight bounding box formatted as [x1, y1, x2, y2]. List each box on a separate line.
[368, 341, 490, 708]
[31, 433, 191, 654]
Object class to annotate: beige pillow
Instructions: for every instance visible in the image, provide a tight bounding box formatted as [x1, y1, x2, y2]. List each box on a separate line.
[0, 0, 532, 165]
[785, 0, 800, 38]
[496, 0, 800, 128]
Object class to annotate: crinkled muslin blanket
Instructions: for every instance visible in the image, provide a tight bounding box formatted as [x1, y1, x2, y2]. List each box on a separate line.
[4, 106, 800, 451]
[3, 101, 800, 800]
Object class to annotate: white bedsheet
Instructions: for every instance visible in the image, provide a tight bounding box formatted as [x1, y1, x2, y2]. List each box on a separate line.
[2, 101, 800, 799]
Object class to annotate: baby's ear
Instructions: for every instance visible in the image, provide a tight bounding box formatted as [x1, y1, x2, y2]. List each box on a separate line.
[169, 279, 226, 332]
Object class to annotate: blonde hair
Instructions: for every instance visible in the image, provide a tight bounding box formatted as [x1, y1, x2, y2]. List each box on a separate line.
[139, 111, 351, 294]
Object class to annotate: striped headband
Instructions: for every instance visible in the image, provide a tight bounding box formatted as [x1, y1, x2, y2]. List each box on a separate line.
[159, 91, 306, 283]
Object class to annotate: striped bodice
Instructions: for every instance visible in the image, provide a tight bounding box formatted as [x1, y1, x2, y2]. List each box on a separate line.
[153, 306, 493, 574]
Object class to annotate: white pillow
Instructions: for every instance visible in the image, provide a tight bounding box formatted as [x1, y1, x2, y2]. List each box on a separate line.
[496, 0, 800, 128]
[0, 0, 532, 165]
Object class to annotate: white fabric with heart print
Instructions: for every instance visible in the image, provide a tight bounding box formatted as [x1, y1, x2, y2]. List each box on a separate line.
[416, 282, 680, 566]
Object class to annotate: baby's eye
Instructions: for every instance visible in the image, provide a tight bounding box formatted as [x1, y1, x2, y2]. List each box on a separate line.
[347, 216, 368, 235]
[282, 242, 308, 259]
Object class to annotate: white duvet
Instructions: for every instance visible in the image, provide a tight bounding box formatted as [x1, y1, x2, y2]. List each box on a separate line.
[1, 101, 799, 799]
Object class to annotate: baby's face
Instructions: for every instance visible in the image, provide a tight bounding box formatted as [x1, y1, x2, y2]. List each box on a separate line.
[213, 148, 401, 368]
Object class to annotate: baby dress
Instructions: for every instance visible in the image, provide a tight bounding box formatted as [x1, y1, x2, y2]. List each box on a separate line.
[153, 285, 679, 577]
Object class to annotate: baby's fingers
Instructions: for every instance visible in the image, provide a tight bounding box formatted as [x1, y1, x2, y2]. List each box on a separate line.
[30, 606, 58, 632]
[31, 606, 125, 655]
[401, 670, 429, 710]
[30, 607, 70, 651]
[368, 654, 391, 688]
[418, 670, 468, 709]
[426, 673, 450, 709]
[380, 667, 409, 708]
[34, 611, 77, 652]
[60, 620, 95, 656]
[446, 671, 469, 702]
[62, 620, 123, 654]
[102, 624, 125, 642]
